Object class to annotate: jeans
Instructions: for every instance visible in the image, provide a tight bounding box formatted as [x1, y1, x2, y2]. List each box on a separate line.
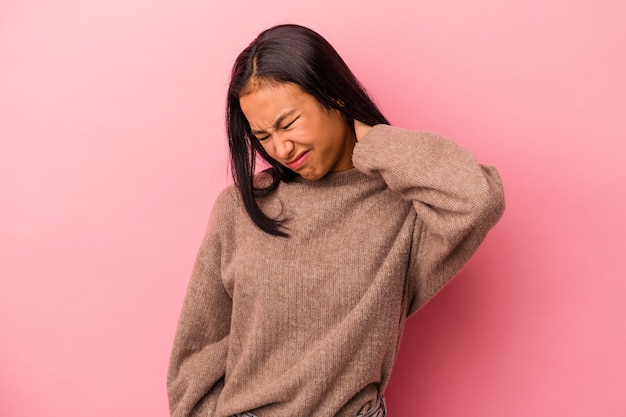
[231, 396, 387, 417]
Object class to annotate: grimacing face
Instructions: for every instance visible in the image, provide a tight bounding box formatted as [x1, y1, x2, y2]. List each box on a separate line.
[239, 82, 355, 181]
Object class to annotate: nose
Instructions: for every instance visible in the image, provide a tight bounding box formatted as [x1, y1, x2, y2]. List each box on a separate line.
[272, 132, 295, 161]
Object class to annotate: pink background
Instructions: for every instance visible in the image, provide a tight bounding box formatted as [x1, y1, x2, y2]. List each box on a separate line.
[1, 0, 624, 416]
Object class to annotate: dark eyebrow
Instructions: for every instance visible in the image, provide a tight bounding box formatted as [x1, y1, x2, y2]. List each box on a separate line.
[250, 109, 298, 136]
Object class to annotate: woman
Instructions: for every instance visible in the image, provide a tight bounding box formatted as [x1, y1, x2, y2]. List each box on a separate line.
[167, 24, 505, 417]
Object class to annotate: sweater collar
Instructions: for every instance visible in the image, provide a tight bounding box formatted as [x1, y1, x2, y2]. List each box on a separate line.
[292, 168, 376, 188]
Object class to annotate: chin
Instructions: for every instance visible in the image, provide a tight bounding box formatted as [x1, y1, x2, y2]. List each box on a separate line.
[298, 169, 325, 181]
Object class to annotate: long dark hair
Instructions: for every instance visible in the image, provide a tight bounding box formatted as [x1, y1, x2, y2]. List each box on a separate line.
[226, 24, 389, 237]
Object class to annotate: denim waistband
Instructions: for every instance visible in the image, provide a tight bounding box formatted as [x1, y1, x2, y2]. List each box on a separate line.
[231, 395, 386, 417]
[357, 396, 386, 417]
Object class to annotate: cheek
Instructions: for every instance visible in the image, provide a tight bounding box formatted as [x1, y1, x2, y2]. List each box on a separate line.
[323, 124, 346, 150]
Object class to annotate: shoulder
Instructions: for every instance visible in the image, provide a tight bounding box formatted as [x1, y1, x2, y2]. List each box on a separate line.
[208, 170, 274, 230]
[211, 184, 239, 215]
[358, 124, 450, 145]
[205, 184, 240, 236]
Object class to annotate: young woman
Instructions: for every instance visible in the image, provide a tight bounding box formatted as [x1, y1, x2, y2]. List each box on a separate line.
[167, 24, 505, 417]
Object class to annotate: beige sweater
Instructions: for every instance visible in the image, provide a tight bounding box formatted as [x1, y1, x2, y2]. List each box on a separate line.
[167, 125, 505, 417]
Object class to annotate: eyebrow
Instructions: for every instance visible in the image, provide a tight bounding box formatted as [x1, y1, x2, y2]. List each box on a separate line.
[250, 109, 298, 135]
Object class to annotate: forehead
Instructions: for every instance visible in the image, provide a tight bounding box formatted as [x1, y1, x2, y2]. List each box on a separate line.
[239, 82, 313, 125]
[241, 82, 305, 109]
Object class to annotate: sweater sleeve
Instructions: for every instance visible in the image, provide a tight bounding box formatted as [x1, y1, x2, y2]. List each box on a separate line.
[352, 124, 505, 315]
[167, 189, 234, 417]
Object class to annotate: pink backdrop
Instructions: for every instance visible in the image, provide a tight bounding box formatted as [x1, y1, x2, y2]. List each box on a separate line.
[1, 1, 624, 416]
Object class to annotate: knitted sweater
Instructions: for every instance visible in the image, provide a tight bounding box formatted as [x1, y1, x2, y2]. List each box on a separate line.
[167, 125, 505, 417]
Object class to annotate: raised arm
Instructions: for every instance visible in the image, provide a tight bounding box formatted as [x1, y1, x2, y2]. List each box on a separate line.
[352, 123, 505, 314]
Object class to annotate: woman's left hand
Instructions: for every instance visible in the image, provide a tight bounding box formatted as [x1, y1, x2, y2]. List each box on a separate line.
[354, 120, 373, 142]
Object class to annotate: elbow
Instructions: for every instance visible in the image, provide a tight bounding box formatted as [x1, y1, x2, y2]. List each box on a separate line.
[473, 165, 505, 228]
[480, 186, 505, 228]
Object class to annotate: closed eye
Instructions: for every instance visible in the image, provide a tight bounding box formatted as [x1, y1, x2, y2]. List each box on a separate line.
[251, 129, 270, 141]
[283, 115, 300, 129]
[251, 113, 300, 141]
